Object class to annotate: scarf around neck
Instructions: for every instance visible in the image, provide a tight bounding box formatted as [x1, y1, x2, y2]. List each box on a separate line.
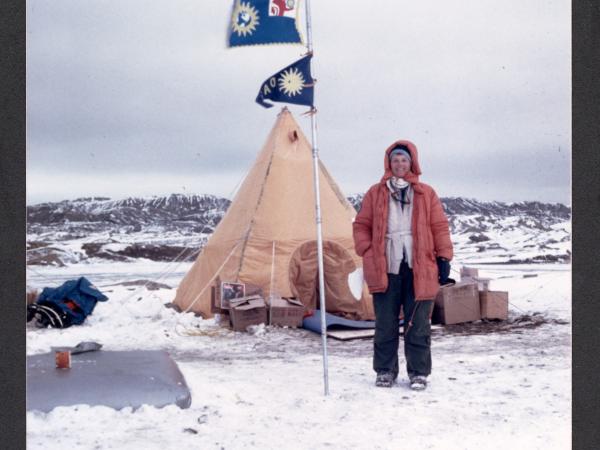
[387, 177, 410, 205]
[390, 176, 409, 190]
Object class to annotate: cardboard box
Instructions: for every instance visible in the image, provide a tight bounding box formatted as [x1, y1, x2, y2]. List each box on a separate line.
[268, 297, 304, 327]
[462, 277, 491, 291]
[211, 286, 225, 315]
[460, 267, 479, 279]
[479, 290, 509, 320]
[220, 281, 245, 309]
[460, 267, 491, 291]
[432, 282, 481, 325]
[229, 295, 267, 331]
[211, 281, 264, 315]
[210, 276, 227, 314]
[476, 278, 491, 291]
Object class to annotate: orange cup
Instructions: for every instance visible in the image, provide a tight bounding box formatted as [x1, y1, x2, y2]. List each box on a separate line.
[55, 350, 71, 369]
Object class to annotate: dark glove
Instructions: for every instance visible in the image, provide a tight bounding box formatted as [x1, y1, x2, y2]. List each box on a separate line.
[436, 257, 451, 285]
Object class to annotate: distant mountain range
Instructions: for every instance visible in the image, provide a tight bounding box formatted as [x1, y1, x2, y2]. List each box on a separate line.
[27, 194, 230, 231]
[26, 194, 571, 266]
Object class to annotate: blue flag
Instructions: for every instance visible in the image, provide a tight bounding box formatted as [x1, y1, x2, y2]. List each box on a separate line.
[229, 0, 303, 47]
[255, 55, 314, 108]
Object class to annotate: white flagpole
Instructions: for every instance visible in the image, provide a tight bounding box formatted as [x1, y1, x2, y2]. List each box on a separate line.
[304, 0, 329, 396]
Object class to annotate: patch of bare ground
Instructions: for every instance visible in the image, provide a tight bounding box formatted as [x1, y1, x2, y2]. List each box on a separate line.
[171, 312, 570, 363]
[435, 313, 570, 336]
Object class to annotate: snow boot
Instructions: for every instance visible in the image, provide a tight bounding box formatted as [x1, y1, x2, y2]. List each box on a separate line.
[375, 372, 395, 388]
[409, 375, 427, 391]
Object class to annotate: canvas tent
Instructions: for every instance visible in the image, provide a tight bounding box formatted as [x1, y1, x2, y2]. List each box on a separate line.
[173, 108, 374, 320]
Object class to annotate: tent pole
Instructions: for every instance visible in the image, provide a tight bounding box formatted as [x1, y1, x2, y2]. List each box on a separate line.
[269, 240, 276, 326]
[269, 240, 276, 300]
[305, 0, 329, 396]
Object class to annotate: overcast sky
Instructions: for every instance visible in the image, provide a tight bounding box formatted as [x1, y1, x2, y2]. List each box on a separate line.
[26, 0, 571, 205]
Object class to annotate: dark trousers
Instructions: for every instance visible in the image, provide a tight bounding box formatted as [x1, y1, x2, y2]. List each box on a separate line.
[373, 262, 433, 378]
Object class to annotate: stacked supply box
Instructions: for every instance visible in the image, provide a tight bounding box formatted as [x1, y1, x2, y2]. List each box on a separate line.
[432, 282, 481, 325]
[211, 279, 263, 315]
[460, 266, 491, 291]
[268, 297, 304, 327]
[479, 291, 509, 320]
[228, 295, 267, 332]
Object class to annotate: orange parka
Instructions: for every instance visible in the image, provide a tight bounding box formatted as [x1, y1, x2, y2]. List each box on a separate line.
[352, 140, 453, 300]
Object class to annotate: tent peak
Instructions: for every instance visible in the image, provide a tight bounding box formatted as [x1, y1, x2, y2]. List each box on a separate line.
[278, 106, 291, 116]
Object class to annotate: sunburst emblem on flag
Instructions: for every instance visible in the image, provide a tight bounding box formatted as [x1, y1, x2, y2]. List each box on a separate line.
[278, 67, 305, 97]
[232, 1, 260, 37]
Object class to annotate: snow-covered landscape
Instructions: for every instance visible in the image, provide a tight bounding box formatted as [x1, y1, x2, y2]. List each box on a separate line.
[26, 195, 571, 449]
[26, 194, 571, 268]
[24, 0, 574, 445]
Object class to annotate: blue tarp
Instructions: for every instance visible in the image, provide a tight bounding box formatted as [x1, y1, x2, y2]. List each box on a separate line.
[36, 277, 108, 327]
[302, 310, 387, 334]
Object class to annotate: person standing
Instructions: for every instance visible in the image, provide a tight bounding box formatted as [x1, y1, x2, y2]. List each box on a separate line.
[353, 140, 453, 390]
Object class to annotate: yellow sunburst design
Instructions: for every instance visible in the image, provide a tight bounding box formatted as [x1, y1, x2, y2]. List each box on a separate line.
[278, 68, 305, 97]
[231, 1, 260, 37]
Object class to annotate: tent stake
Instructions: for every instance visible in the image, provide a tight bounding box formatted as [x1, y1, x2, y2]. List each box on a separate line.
[305, 0, 329, 396]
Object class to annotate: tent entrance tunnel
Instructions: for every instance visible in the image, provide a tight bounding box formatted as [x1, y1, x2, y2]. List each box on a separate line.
[289, 240, 359, 317]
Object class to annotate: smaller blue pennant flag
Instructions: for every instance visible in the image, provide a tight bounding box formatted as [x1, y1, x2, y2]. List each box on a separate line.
[256, 55, 314, 108]
[229, 0, 303, 47]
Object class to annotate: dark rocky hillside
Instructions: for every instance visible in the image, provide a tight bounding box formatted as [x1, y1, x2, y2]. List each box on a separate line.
[27, 194, 571, 266]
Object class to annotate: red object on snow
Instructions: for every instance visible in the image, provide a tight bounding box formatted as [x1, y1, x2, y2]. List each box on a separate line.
[55, 351, 71, 369]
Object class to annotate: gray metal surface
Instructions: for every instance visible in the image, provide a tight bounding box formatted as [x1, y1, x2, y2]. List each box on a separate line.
[27, 350, 191, 412]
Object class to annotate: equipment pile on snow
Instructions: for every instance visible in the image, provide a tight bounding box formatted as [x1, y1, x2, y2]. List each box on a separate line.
[432, 267, 509, 325]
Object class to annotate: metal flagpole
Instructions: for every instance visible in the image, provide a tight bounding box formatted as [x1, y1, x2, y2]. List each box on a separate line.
[304, 0, 329, 396]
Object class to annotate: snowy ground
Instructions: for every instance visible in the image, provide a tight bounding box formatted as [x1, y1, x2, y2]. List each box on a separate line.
[26, 261, 571, 450]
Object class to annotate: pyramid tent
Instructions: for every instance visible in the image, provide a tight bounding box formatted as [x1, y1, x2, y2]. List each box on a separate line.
[173, 109, 374, 320]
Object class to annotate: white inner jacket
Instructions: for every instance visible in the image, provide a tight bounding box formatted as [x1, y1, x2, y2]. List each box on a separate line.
[385, 180, 414, 273]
